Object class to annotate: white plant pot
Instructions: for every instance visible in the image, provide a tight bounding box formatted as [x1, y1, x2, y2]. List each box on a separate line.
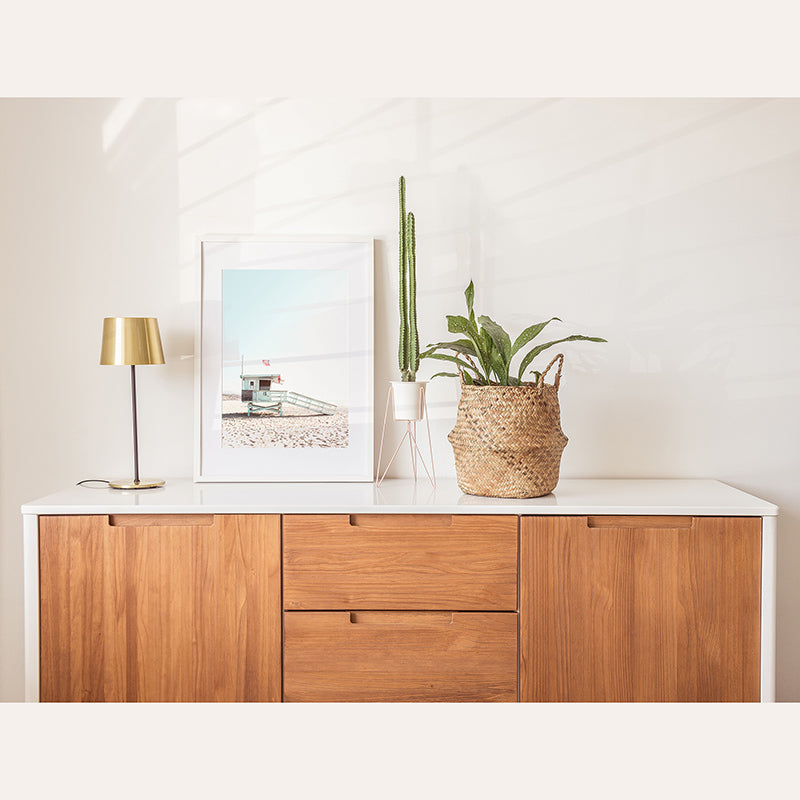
[390, 380, 427, 421]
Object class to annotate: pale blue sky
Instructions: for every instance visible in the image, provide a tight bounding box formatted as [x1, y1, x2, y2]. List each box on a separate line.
[222, 268, 350, 405]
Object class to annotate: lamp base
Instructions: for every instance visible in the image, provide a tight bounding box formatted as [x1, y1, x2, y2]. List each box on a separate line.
[108, 478, 166, 490]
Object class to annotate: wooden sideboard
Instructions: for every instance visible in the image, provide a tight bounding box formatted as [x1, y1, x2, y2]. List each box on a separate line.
[22, 479, 777, 702]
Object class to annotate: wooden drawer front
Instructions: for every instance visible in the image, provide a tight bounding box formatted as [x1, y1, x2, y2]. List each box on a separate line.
[283, 514, 518, 610]
[284, 611, 518, 702]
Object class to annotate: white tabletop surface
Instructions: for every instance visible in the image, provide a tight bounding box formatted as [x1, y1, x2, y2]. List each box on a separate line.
[21, 478, 778, 516]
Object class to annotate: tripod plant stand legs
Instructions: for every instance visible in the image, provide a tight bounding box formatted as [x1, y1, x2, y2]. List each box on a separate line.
[376, 383, 435, 488]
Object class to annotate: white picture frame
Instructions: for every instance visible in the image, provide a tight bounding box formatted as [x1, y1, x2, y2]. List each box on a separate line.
[195, 235, 374, 482]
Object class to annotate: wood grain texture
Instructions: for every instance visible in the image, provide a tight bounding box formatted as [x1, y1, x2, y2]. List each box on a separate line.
[283, 514, 518, 610]
[126, 514, 281, 701]
[39, 514, 281, 702]
[520, 516, 762, 702]
[284, 611, 518, 702]
[109, 514, 214, 527]
[347, 514, 454, 528]
[40, 516, 127, 702]
[586, 515, 692, 528]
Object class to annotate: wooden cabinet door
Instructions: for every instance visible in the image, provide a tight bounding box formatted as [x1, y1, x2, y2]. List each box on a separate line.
[284, 611, 518, 702]
[520, 516, 762, 702]
[39, 514, 281, 702]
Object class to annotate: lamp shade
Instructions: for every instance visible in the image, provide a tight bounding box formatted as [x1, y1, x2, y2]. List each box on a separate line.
[100, 317, 165, 365]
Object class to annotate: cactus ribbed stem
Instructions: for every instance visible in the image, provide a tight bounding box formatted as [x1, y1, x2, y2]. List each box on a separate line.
[396, 175, 419, 381]
[398, 176, 409, 379]
[407, 211, 419, 376]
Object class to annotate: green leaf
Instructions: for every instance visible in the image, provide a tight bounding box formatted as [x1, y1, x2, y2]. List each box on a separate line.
[422, 339, 477, 357]
[465, 280, 474, 313]
[488, 347, 509, 384]
[447, 314, 476, 338]
[447, 314, 492, 381]
[465, 280, 475, 325]
[511, 317, 561, 356]
[479, 326, 494, 358]
[430, 371, 459, 379]
[462, 371, 474, 385]
[476, 326, 504, 381]
[478, 315, 512, 366]
[421, 352, 478, 373]
[517, 335, 607, 381]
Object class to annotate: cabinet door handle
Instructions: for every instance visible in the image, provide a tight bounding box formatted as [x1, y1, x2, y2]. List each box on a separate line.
[347, 514, 453, 528]
[348, 611, 454, 625]
[108, 514, 216, 527]
[586, 515, 693, 529]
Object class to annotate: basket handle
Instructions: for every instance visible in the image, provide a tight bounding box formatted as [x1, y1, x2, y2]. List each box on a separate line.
[536, 353, 564, 390]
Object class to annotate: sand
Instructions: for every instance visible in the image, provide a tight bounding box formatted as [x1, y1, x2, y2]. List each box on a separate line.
[221, 395, 348, 448]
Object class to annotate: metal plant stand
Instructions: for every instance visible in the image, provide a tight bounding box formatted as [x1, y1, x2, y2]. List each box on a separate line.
[376, 383, 436, 488]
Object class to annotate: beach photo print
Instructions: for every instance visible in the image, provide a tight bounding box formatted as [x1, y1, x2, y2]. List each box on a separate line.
[222, 268, 348, 449]
[196, 237, 373, 481]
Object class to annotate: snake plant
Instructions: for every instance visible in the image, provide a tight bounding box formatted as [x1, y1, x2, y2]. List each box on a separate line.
[420, 281, 606, 386]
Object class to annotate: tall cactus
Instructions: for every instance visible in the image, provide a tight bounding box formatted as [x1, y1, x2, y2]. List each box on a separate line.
[398, 176, 408, 378]
[398, 176, 419, 381]
[407, 211, 419, 377]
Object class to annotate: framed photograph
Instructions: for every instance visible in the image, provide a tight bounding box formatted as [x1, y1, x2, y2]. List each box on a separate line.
[196, 236, 374, 481]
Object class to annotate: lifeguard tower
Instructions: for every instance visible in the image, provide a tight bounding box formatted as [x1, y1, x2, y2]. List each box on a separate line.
[240, 371, 337, 417]
[240, 372, 284, 415]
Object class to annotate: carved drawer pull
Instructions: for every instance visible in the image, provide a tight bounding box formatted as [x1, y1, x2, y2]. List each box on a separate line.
[347, 514, 453, 528]
[108, 514, 215, 527]
[586, 515, 693, 529]
[348, 611, 455, 625]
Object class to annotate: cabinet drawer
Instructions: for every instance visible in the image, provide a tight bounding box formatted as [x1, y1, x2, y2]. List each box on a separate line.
[283, 611, 518, 702]
[283, 514, 518, 610]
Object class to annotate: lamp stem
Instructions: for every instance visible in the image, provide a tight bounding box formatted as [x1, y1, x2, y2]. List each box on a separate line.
[130, 364, 140, 485]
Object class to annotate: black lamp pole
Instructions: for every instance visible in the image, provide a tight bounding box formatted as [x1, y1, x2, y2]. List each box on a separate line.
[130, 365, 140, 485]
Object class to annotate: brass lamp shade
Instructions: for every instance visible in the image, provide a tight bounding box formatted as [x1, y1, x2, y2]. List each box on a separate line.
[100, 317, 165, 365]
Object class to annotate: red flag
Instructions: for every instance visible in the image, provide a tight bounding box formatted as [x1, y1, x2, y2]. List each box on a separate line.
[262, 359, 270, 367]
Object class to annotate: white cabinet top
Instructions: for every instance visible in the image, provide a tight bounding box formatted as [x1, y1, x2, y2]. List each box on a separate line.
[21, 478, 777, 516]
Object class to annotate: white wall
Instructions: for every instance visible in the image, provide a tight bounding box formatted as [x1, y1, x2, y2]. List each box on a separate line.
[2, 98, 799, 701]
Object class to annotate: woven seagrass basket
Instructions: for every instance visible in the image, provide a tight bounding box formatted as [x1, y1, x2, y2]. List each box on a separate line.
[448, 354, 568, 498]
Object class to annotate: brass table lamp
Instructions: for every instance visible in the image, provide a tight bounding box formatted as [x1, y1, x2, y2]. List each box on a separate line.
[100, 317, 166, 489]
